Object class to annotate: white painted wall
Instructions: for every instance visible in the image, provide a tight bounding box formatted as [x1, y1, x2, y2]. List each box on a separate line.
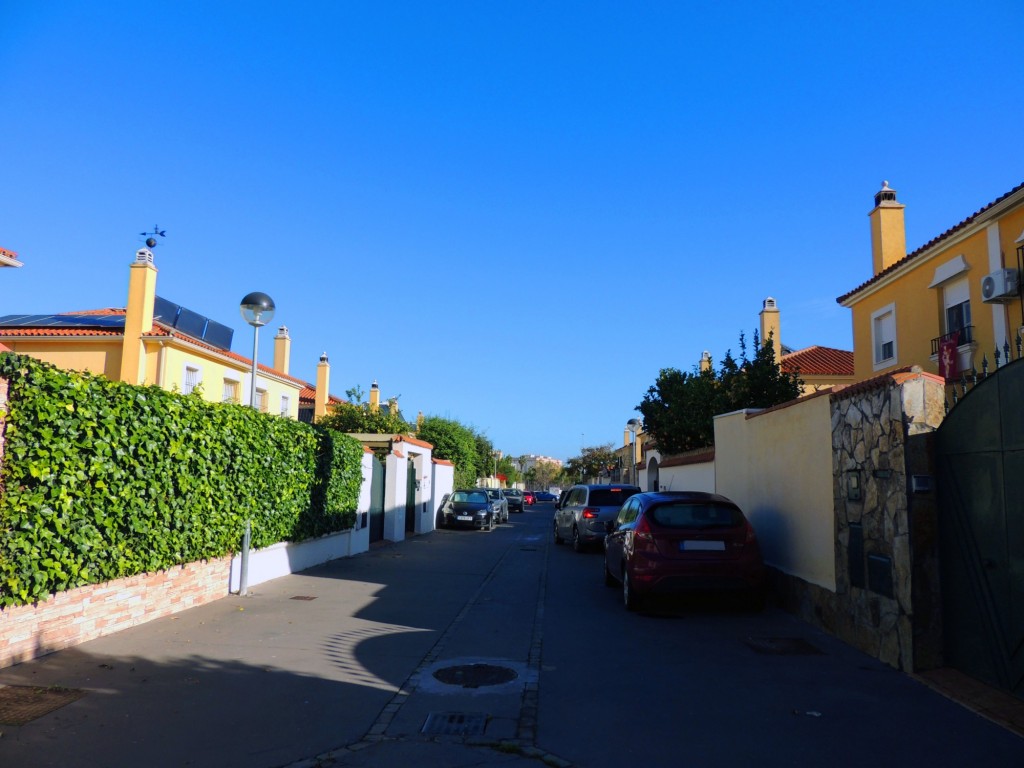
[713, 396, 836, 591]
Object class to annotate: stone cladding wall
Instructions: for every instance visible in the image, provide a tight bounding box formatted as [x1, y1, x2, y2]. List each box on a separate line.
[0, 557, 232, 669]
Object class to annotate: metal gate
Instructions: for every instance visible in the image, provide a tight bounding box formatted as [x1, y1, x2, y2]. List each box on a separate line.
[405, 461, 417, 533]
[369, 455, 385, 543]
[936, 357, 1024, 697]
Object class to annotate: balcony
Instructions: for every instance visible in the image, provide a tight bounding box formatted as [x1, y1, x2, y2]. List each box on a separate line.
[930, 325, 974, 355]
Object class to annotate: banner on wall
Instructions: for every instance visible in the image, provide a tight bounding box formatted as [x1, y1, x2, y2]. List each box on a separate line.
[938, 332, 959, 380]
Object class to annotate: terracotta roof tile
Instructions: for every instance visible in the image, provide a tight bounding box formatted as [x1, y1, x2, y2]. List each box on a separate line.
[781, 345, 854, 376]
[838, 181, 1024, 304]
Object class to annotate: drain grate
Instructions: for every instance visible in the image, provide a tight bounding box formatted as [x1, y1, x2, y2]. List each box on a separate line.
[0, 685, 86, 725]
[290, 595, 317, 601]
[422, 711, 488, 736]
[744, 636, 823, 655]
[432, 663, 518, 689]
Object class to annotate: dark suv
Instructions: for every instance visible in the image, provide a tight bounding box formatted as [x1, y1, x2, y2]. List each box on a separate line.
[553, 484, 641, 552]
[504, 488, 525, 513]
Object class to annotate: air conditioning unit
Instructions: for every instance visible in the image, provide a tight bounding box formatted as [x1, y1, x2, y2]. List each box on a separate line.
[981, 268, 1020, 303]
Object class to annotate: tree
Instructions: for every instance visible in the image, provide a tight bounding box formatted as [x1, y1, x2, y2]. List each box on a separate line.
[318, 400, 410, 435]
[416, 415, 479, 489]
[565, 444, 618, 484]
[638, 330, 802, 455]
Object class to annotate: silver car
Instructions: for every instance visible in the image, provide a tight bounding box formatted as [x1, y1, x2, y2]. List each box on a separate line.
[484, 488, 509, 523]
[553, 484, 641, 552]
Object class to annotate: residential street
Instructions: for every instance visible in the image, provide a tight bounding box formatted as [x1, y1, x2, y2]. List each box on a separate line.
[1, 503, 1022, 767]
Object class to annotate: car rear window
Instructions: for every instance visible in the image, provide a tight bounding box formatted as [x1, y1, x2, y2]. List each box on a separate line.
[650, 502, 743, 528]
[588, 488, 639, 506]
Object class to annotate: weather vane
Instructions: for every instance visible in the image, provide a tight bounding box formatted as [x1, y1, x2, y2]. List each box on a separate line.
[139, 225, 166, 249]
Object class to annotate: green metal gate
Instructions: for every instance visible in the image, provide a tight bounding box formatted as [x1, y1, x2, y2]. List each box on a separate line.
[405, 461, 417, 533]
[936, 357, 1024, 697]
[369, 455, 385, 543]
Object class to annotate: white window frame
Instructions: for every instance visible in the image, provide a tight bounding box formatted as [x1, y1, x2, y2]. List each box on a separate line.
[280, 394, 290, 417]
[255, 388, 269, 413]
[182, 364, 202, 395]
[871, 303, 897, 371]
[222, 378, 240, 404]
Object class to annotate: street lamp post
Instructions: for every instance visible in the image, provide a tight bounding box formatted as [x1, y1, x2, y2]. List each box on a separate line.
[240, 292, 276, 410]
[626, 418, 640, 487]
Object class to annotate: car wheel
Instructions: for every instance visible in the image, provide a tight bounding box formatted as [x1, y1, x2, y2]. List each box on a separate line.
[604, 558, 617, 588]
[553, 522, 564, 545]
[623, 569, 642, 612]
[572, 526, 584, 553]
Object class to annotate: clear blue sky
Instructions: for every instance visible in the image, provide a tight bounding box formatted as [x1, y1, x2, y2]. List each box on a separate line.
[3, 2, 1022, 462]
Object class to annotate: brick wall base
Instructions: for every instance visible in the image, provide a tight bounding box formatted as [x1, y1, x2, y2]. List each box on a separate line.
[0, 557, 232, 669]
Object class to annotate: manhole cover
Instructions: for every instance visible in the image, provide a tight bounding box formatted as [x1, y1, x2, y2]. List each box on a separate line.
[290, 595, 317, 601]
[744, 636, 823, 655]
[432, 663, 518, 688]
[0, 685, 86, 725]
[422, 711, 488, 735]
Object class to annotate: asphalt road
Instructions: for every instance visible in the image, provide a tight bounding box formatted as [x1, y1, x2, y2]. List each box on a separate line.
[0, 500, 1021, 767]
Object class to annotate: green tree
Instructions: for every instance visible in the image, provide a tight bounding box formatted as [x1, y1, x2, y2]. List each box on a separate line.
[638, 330, 802, 455]
[564, 444, 618, 483]
[317, 400, 409, 435]
[416, 416, 479, 489]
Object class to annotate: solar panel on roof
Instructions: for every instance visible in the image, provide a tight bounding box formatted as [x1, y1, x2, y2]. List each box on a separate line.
[152, 296, 233, 351]
[0, 314, 125, 329]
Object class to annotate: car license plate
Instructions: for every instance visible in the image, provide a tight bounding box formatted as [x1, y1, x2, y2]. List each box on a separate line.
[682, 541, 725, 551]
[457, 515, 473, 522]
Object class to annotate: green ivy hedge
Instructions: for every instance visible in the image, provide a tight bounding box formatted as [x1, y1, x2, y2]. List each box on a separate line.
[0, 353, 363, 608]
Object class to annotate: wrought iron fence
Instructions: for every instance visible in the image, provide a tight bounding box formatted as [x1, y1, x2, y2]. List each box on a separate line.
[945, 333, 1024, 412]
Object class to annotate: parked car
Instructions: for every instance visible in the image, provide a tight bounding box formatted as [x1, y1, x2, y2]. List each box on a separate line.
[535, 491, 557, 503]
[603, 491, 766, 611]
[484, 488, 509, 523]
[553, 484, 641, 552]
[504, 488, 525, 513]
[524, 491, 536, 506]
[441, 489, 499, 531]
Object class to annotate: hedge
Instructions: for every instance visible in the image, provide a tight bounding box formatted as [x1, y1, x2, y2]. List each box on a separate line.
[0, 353, 362, 608]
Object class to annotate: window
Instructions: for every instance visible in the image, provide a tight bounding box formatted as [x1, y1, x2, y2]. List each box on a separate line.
[222, 379, 239, 403]
[183, 366, 201, 395]
[871, 304, 897, 369]
[255, 388, 268, 412]
[944, 278, 971, 342]
[280, 395, 290, 416]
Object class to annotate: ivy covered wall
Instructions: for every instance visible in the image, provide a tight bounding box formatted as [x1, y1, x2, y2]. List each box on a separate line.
[0, 353, 362, 608]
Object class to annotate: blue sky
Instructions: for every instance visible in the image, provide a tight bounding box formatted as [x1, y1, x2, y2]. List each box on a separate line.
[3, 2, 1023, 462]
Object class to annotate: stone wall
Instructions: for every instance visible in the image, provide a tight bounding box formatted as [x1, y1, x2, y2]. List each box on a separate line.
[827, 369, 944, 670]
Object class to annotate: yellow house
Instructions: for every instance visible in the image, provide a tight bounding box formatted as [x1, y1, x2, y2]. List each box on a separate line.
[838, 181, 1024, 388]
[757, 296, 855, 394]
[0, 247, 335, 417]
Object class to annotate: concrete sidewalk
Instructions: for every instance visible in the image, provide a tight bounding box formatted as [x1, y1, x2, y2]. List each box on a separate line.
[0, 529, 554, 768]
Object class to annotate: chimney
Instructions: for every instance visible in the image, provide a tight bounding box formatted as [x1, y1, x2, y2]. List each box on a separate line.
[416, 411, 424, 431]
[869, 181, 907, 274]
[369, 380, 380, 413]
[314, 352, 329, 420]
[119, 248, 157, 385]
[624, 428, 630, 447]
[699, 350, 712, 373]
[759, 297, 781, 364]
[273, 326, 291, 375]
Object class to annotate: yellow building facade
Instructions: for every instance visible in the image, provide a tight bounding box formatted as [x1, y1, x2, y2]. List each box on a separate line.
[839, 181, 1024, 388]
[0, 247, 331, 418]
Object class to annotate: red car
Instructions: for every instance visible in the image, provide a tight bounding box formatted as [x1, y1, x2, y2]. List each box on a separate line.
[523, 491, 536, 506]
[603, 491, 765, 611]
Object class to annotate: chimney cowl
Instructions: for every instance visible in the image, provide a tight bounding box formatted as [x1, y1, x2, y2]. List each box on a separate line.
[874, 180, 899, 207]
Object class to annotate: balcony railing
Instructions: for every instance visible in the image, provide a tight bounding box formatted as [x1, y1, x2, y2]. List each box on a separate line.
[930, 325, 974, 355]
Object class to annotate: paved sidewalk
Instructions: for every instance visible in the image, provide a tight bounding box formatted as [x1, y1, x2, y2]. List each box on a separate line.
[0, 530, 553, 768]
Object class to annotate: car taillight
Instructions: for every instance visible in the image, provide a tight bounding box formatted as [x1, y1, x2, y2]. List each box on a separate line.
[634, 515, 654, 544]
[581, 508, 599, 519]
[732, 521, 758, 549]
